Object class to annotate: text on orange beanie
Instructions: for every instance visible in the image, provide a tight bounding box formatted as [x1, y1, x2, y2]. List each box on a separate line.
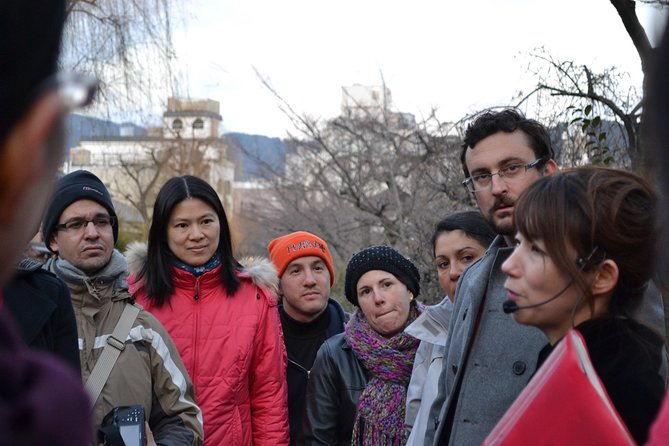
[267, 231, 335, 286]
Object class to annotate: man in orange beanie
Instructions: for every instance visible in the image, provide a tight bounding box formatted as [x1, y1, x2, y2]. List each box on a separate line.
[268, 231, 348, 444]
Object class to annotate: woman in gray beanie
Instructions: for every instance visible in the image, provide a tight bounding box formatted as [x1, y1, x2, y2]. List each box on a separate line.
[300, 245, 422, 445]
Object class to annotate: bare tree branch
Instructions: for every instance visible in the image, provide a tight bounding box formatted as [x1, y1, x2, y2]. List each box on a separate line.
[62, 0, 183, 119]
[241, 77, 471, 302]
[610, 0, 653, 73]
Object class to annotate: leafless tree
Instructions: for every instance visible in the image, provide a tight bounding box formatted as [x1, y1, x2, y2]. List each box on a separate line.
[62, 0, 183, 120]
[77, 134, 227, 240]
[517, 0, 668, 171]
[239, 78, 473, 304]
[114, 147, 167, 238]
[517, 49, 639, 168]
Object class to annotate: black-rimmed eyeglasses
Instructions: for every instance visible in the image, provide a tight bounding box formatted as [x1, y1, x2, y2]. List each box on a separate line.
[462, 158, 547, 193]
[55, 215, 116, 233]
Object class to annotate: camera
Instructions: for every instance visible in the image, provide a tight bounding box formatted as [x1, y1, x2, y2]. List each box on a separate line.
[99, 405, 146, 446]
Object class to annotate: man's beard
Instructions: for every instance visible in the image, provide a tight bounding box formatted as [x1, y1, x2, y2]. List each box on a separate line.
[485, 195, 515, 236]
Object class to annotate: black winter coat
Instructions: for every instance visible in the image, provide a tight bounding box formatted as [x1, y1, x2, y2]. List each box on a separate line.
[2, 258, 79, 371]
[297, 333, 369, 445]
[0, 310, 92, 444]
[282, 298, 348, 444]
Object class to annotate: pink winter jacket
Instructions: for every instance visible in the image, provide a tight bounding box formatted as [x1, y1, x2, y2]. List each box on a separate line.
[128, 248, 289, 446]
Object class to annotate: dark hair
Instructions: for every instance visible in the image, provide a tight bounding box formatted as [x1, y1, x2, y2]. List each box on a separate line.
[140, 175, 240, 307]
[514, 166, 656, 317]
[0, 1, 66, 142]
[460, 109, 555, 177]
[431, 211, 496, 257]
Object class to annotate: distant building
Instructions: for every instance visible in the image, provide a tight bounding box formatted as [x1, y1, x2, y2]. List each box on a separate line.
[68, 97, 235, 236]
[163, 97, 222, 140]
[341, 84, 392, 118]
[283, 84, 420, 184]
[340, 84, 416, 129]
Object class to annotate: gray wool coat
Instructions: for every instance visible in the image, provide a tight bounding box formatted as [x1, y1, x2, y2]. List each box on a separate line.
[424, 236, 667, 446]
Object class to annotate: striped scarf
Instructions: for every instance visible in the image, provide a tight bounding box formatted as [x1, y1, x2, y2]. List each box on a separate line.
[344, 305, 422, 446]
[172, 252, 221, 277]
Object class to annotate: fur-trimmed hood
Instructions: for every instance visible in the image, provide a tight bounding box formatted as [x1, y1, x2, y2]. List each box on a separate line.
[126, 244, 289, 444]
[125, 241, 279, 295]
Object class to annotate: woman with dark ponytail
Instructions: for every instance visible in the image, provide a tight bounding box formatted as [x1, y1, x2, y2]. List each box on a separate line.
[502, 166, 665, 443]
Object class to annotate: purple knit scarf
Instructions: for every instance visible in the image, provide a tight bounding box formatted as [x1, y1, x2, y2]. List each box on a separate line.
[344, 305, 422, 446]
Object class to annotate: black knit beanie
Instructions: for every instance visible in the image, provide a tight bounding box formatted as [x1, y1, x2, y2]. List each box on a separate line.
[344, 245, 420, 307]
[42, 170, 118, 251]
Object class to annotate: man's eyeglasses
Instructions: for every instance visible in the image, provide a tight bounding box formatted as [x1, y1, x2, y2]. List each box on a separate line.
[462, 158, 547, 193]
[55, 216, 116, 233]
[30, 72, 98, 115]
[43, 73, 99, 112]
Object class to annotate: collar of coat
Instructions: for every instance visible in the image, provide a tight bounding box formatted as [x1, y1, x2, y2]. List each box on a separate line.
[125, 241, 279, 296]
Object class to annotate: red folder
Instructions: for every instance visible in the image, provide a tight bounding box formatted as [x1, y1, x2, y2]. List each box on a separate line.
[483, 329, 635, 445]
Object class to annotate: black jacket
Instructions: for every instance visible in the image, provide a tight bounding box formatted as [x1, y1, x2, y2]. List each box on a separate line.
[2, 258, 79, 371]
[281, 298, 348, 444]
[297, 333, 369, 445]
[537, 317, 665, 444]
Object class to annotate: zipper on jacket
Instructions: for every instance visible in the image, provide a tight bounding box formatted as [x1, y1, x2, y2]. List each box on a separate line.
[192, 276, 202, 385]
[288, 358, 311, 378]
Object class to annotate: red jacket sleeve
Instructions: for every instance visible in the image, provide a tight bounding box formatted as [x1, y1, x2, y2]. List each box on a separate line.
[249, 287, 289, 445]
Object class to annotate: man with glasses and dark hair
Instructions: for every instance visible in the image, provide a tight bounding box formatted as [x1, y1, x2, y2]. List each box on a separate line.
[42, 170, 204, 445]
[0, 1, 99, 444]
[424, 109, 665, 445]
[458, 109, 556, 236]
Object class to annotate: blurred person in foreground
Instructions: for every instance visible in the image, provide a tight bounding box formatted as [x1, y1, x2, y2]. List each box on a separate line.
[268, 231, 348, 445]
[0, 1, 94, 444]
[299, 245, 423, 445]
[501, 166, 664, 444]
[404, 211, 495, 445]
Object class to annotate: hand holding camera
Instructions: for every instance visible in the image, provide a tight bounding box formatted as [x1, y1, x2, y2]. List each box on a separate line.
[98, 405, 157, 446]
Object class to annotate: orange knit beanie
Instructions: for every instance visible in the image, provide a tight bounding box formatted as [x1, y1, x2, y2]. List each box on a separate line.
[267, 231, 335, 286]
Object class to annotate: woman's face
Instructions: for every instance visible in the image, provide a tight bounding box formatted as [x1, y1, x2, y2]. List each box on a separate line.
[434, 229, 488, 300]
[167, 198, 220, 267]
[356, 269, 412, 338]
[501, 233, 586, 345]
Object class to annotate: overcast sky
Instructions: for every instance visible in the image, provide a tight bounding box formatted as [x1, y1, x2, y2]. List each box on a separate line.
[171, 0, 667, 137]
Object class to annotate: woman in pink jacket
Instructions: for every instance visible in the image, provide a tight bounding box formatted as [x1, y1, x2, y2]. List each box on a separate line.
[128, 175, 289, 446]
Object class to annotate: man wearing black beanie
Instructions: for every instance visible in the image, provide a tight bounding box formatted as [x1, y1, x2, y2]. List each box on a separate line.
[42, 170, 119, 255]
[43, 170, 204, 444]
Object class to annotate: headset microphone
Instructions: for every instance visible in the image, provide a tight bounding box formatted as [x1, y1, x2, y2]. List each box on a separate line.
[502, 246, 600, 314]
[502, 280, 573, 314]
